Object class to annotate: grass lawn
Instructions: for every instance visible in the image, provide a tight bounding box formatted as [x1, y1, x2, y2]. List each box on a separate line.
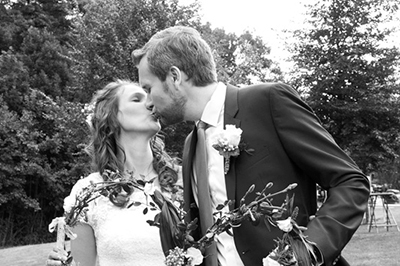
[342, 201, 400, 266]
[1, 201, 399, 266]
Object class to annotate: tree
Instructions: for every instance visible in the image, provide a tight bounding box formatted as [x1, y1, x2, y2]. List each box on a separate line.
[0, 0, 77, 104]
[20, 26, 73, 99]
[290, 0, 400, 172]
[0, 50, 30, 113]
[0, 0, 88, 247]
[67, 0, 202, 102]
[0, 91, 90, 246]
[200, 25, 283, 85]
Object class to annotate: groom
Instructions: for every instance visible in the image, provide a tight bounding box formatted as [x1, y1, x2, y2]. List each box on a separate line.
[132, 26, 370, 266]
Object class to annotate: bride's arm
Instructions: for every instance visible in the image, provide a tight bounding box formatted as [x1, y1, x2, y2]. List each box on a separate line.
[71, 222, 97, 266]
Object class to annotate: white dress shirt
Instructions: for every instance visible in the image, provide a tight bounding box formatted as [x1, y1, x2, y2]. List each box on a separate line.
[192, 82, 245, 266]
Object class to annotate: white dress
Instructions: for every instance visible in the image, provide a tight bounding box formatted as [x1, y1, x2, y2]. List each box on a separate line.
[65, 173, 165, 266]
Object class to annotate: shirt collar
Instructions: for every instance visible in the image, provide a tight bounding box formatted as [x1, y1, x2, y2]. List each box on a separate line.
[199, 82, 226, 127]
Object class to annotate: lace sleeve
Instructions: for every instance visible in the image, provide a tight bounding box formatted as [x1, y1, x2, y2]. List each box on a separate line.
[63, 173, 103, 224]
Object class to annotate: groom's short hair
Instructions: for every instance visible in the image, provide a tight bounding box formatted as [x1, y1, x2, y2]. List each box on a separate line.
[132, 26, 217, 86]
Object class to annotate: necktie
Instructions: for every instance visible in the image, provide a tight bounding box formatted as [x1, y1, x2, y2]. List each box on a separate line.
[195, 121, 217, 266]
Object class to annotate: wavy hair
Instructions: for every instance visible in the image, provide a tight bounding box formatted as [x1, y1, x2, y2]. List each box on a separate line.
[85, 80, 179, 192]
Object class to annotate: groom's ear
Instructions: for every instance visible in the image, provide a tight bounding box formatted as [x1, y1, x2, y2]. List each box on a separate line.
[169, 66, 181, 83]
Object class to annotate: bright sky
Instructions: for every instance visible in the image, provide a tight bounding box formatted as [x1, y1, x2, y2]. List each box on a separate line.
[180, 0, 317, 69]
[180, 0, 400, 72]
[193, 0, 312, 34]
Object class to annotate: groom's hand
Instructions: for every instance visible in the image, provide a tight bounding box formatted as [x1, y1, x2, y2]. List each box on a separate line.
[295, 215, 316, 232]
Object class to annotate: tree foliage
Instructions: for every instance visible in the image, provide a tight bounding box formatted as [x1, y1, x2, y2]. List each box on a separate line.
[290, 0, 400, 172]
[0, 0, 88, 246]
[0, 91, 89, 246]
[200, 25, 283, 85]
[67, 0, 202, 102]
[0, 0, 77, 107]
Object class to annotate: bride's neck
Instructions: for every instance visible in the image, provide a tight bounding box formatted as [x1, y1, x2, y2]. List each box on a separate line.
[118, 134, 155, 178]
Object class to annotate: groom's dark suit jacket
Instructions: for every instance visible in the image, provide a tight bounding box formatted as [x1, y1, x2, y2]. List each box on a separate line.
[182, 83, 370, 266]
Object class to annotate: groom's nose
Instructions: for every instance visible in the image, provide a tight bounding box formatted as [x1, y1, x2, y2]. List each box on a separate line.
[145, 96, 154, 111]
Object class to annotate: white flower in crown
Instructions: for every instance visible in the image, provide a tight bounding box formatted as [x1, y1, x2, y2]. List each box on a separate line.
[82, 102, 95, 127]
[86, 113, 94, 127]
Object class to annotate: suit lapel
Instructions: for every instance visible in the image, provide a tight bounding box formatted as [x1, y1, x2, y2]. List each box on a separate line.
[182, 130, 196, 214]
[224, 84, 240, 127]
[224, 84, 241, 208]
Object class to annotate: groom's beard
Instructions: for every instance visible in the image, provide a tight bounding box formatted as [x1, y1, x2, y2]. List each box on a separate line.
[158, 82, 186, 126]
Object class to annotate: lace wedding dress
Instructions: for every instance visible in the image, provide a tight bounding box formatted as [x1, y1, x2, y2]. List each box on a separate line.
[65, 173, 165, 266]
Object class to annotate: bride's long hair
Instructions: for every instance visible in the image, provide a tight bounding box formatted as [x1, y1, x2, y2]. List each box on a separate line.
[85, 79, 179, 191]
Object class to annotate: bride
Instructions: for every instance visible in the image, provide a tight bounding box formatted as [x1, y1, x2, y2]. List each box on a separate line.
[46, 80, 181, 266]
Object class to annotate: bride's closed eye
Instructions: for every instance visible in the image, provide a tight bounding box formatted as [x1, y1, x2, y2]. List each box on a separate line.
[131, 93, 146, 102]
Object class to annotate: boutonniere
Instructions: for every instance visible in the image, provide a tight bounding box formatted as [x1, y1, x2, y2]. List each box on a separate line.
[212, 125, 254, 174]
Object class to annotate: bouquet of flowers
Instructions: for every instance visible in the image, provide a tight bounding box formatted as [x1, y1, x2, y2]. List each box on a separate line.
[151, 181, 318, 266]
[49, 167, 318, 266]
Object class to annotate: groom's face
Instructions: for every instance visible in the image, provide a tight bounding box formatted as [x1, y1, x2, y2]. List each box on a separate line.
[137, 56, 186, 126]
